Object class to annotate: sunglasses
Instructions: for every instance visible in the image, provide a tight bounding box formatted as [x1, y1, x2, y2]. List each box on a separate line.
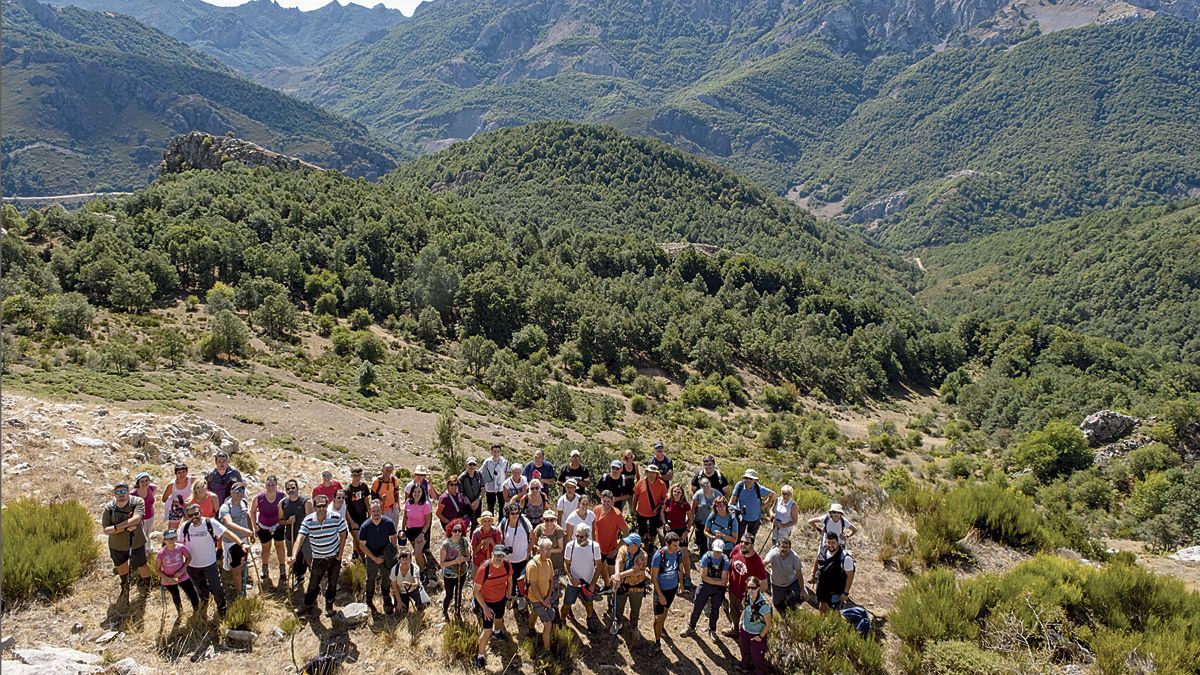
[398, 553, 411, 558]
[233, 487, 245, 493]
[114, 488, 128, 495]
[448, 483, 460, 487]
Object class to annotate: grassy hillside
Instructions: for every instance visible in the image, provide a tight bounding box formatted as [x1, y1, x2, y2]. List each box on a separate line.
[1, 0, 398, 197]
[918, 203, 1200, 365]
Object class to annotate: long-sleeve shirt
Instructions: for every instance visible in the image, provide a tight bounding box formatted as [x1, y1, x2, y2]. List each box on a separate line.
[482, 456, 509, 493]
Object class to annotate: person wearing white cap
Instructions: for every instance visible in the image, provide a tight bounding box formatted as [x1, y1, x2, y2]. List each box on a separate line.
[458, 456, 485, 526]
[683, 540, 730, 641]
[730, 469, 775, 543]
[807, 503, 857, 554]
[556, 478, 582, 525]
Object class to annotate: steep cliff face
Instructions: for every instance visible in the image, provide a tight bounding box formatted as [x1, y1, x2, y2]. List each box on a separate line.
[160, 132, 322, 175]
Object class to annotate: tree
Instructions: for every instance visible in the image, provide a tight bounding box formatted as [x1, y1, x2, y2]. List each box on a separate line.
[357, 333, 387, 364]
[349, 308, 373, 330]
[1011, 419, 1092, 481]
[49, 293, 95, 337]
[158, 328, 188, 368]
[513, 361, 546, 408]
[461, 335, 497, 376]
[314, 292, 339, 316]
[546, 383, 575, 420]
[510, 324, 548, 359]
[108, 270, 155, 313]
[200, 310, 249, 361]
[101, 334, 140, 374]
[432, 410, 465, 477]
[485, 349, 520, 400]
[253, 294, 298, 338]
[416, 306, 443, 348]
[357, 361, 378, 396]
[205, 282, 236, 315]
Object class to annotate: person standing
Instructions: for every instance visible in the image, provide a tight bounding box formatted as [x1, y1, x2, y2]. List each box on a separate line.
[473, 546, 514, 669]
[728, 534, 768, 635]
[662, 484, 694, 590]
[405, 465, 438, 503]
[439, 520, 471, 620]
[648, 441, 674, 482]
[609, 533, 648, 637]
[559, 449, 592, 492]
[705, 496, 740, 553]
[358, 499, 398, 615]
[738, 579, 773, 675]
[101, 480, 150, 597]
[764, 537, 806, 612]
[619, 451, 640, 514]
[522, 449, 557, 491]
[312, 470, 342, 504]
[808, 503, 858, 553]
[518, 479, 549, 524]
[402, 484, 433, 574]
[249, 475, 287, 585]
[499, 502, 534, 606]
[218, 482, 255, 596]
[132, 472, 157, 540]
[458, 456, 486, 526]
[436, 476, 467, 533]
[371, 463, 400, 523]
[162, 463, 192, 529]
[690, 456, 730, 498]
[591, 490, 629, 589]
[533, 510, 566, 582]
[345, 468, 371, 560]
[525, 537, 557, 652]
[596, 460, 632, 513]
[650, 532, 685, 651]
[290, 494, 349, 617]
[691, 477, 719, 563]
[770, 485, 800, 547]
[157, 528, 199, 615]
[179, 503, 242, 618]
[281, 479, 313, 590]
[562, 524, 602, 634]
[481, 444, 509, 515]
[502, 464, 529, 505]
[205, 450, 242, 510]
[564, 494, 596, 540]
[810, 533, 855, 614]
[188, 478, 219, 518]
[632, 465, 667, 545]
[683, 540, 730, 642]
[730, 470, 775, 543]
[556, 479, 581, 525]
[471, 511, 502, 568]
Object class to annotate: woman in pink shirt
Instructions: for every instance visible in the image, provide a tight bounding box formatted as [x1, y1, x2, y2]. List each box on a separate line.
[403, 484, 433, 571]
[134, 472, 157, 539]
[156, 528, 199, 615]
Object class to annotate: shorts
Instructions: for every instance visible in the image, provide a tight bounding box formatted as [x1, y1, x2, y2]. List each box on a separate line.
[257, 526, 285, 543]
[654, 587, 678, 615]
[600, 552, 617, 566]
[815, 582, 842, 606]
[475, 599, 507, 630]
[532, 602, 557, 623]
[110, 545, 147, 569]
[563, 584, 594, 605]
[223, 543, 245, 570]
[404, 527, 426, 544]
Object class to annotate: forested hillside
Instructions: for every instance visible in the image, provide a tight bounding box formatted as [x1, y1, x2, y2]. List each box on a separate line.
[0, 0, 397, 197]
[918, 203, 1200, 365]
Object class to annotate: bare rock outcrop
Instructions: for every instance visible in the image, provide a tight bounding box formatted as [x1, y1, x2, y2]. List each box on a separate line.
[161, 132, 323, 175]
[1079, 410, 1138, 446]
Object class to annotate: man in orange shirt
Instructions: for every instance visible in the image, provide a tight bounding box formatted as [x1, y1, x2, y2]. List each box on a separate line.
[591, 490, 629, 589]
[473, 545, 514, 669]
[632, 464, 667, 546]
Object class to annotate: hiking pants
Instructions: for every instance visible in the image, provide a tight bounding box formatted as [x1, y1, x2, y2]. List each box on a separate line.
[164, 579, 199, 610]
[693, 525, 708, 558]
[365, 551, 394, 609]
[614, 586, 645, 626]
[771, 579, 806, 613]
[738, 627, 768, 675]
[486, 491, 503, 514]
[742, 519, 762, 541]
[305, 556, 342, 608]
[188, 563, 227, 615]
[688, 584, 725, 631]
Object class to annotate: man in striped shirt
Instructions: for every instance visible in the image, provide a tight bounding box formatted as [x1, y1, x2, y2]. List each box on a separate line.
[289, 493, 349, 617]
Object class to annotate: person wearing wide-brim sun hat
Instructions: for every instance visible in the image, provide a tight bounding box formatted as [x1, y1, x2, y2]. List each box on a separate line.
[730, 469, 776, 544]
[807, 502, 857, 554]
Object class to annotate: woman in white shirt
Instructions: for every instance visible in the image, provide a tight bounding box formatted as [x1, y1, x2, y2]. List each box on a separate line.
[563, 494, 596, 540]
[771, 485, 800, 546]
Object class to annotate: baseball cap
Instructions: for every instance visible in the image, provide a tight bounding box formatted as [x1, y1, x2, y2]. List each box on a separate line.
[492, 545, 508, 557]
[214, 449, 229, 458]
[646, 465, 660, 474]
[134, 471, 151, 482]
[623, 533, 642, 546]
[543, 510, 557, 520]
[163, 528, 178, 540]
[652, 441, 664, 450]
[712, 540, 725, 552]
[570, 449, 581, 457]
[609, 460, 622, 470]
[467, 456, 478, 465]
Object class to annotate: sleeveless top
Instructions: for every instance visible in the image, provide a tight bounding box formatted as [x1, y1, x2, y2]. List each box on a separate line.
[166, 478, 193, 520]
[256, 490, 285, 528]
[523, 495, 547, 524]
[773, 498, 795, 526]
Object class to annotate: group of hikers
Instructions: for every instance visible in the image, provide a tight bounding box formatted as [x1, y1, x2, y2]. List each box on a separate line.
[101, 442, 861, 674]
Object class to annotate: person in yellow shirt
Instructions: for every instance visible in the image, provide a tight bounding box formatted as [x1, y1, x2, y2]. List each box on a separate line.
[526, 537, 557, 652]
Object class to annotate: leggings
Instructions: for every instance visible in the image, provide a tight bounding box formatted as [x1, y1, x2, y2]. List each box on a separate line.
[164, 579, 199, 610]
[442, 575, 466, 616]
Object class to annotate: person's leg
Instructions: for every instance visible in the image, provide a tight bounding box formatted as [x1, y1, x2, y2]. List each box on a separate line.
[738, 628, 753, 668]
[541, 613, 553, 651]
[475, 600, 494, 662]
[323, 558, 342, 609]
[707, 590, 724, 632]
[304, 558, 326, 609]
[205, 565, 227, 616]
[628, 591, 643, 630]
[165, 583, 183, 611]
[365, 558, 380, 608]
[443, 575, 457, 618]
[180, 578, 200, 609]
[188, 566, 211, 606]
[750, 633, 768, 675]
[614, 589, 628, 624]
[687, 587, 708, 630]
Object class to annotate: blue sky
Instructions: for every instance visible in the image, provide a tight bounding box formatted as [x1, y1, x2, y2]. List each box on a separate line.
[201, 0, 427, 15]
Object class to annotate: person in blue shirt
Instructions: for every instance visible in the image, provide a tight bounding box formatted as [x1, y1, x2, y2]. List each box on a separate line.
[522, 449, 557, 490]
[738, 578, 772, 675]
[683, 540, 730, 642]
[705, 496, 739, 551]
[650, 532, 685, 651]
[730, 469, 775, 543]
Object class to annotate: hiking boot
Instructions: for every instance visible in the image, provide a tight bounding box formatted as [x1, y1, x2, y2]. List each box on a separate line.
[609, 620, 620, 635]
[474, 656, 486, 669]
[325, 603, 337, 618]
[680, 627, 696, 637]
[707, 629, 719, 641]
[492, 629, 509, 642]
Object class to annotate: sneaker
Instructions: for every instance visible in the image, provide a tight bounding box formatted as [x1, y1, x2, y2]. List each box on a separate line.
[609, 620, 620, 635]
[680, 627, 696, 637]
[291, 577, 305, 592]
[325, 604, 337, 618]
[683, 580, 696, 591]
[653, 640, 662, 652]
[474, 656, 486, 669]
[707, 629, 719, 641]
[492, 630, 509, 642]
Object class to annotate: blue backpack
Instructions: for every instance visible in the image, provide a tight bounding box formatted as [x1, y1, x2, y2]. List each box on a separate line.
[840, 605, 872, 636]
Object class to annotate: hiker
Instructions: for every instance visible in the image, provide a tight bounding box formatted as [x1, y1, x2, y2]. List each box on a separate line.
[218, 482, 256, 595]
[526, 537, 558, 652]
[692, 477, 719, 563]
[405, 465, 438, 502]
[370, 462, 400, 523]
[402, 483, 433, 572]
[556, 478, 581, 524]
[728, 533, 768, 635]
[157, 528, 199, 615]
[691, 455, 730, 498]
[482, 443, 510, 514]
[808, 503, 857, 553]
[188, 477, 219, 518]
[473, 546, 514, 668]
[591, 490, 629, 588]
[499, 502, 534, 606]
[619, 450, 641, 513]
[390, 544, 428, 616]
[662, 483, 694, 590]
[133, 472, 157, 539]
[281, 478, 313, 590]
[705, 496, 740, 553]
[331, 489, 349, 523]
[440, 519, 472, 620]
[559, 448, 592, 491]
[502, 463, 529, 504]
[162, 463, 192, 528]
[648, 441, 674, 481]
[290, 493, 350, 617]
[683, 540, 730, 641]
[436, 475, 467, 533]
[596, 459, 633, 513]
[180, 502, 241, 618]
[359, 499, 398, 615]
[610, 533, 648, 638]
[102, 480, 151, 597]
[561, 524, 602, 633]
[519, 478, 550, 523]
[249, 475, 288, 585]
[206, 449, 243, 508]
[764, 537, 806, 612]
[564, 494, 595, 540]
[810, 533, 855, 614]
[345, 468, 371, 559]
[471, 511, 502, 568]
[650, 532, 686, 651]
[770, 485, 800, 547]
[459, 456, 486, 526]
[522, 448, 557, 490]
[730, 470, 775, 543]
[312, 470, 342, 503]
[738, 578, 773, 675]
[533, 510, 566, 580]
[632, 465, 667, 545]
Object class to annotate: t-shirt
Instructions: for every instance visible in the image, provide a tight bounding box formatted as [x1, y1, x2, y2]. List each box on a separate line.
[596, 472, 633, 501]
[346, 482, 371, 524]
[482, 456, 510, 493]
[663, 499, 690, 530]
[206, 466, 243, 507]
[471, 527, 502, 567]
[693, 489, 717, 527]
[280, 496, 309, 540]
[441, 537, 471, 578]
[358, 516, 397, 557]
[522, 496, 548, 524]
[742, 595, 772, 635]
[391, 562, 422, 592]
[820, 515, 856, 547]
[312, 481, 343, 503]
[475, 561, 512, 603]
[523, 460, 556, 483]
[565, 539, 601, 583]
[103, 497, 147, 550]
[649, 454, 673, 477]
[254, 491, 285, 528]
[698, 552, 729, 584]
[691, 469, 730, 496]
[633, 478, 668, 517]
[651, 548, 684, 591]
[180, 517, 227, 568]
[817, 547, 856, 572]
[404, 479, 436, 502]
[565, 509, 596, 534]
[438, 491, 465, 523]
[502, 476, 529, 499]
[732, 481, 772, 522]
[730, 547, 769, 599]
[299, 511, 349, 559]
[556, 493, 581, 523]
[560, 463, 591, 487]
[706, 512, 739, 542]
[156, 547, 189, 585]
[218, 498, 250, 531]
[404, 501, 432, 529]
[765, 548, 805, 586]
[135, 485, 157, 519]
[370, 476, 399, 511]
[501, 515, 532, 562]
[525, 554, 555, 604]
[591, 507, 626, 555]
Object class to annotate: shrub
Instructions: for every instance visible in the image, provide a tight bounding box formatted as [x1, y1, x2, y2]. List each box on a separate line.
[442, 619, 481, 664]
[205, 282, 236, 315]
[519, 624, 581, 675]
[890, 569, 984, 649]
[348, 307, 373, 330]
[49, 292, 95, 337]
[460, 334, 497, 376]
[314, 292, 338, 316]
[758, 384, 797, 411]
[416, 306, 443, 347]
[200, 310, 249, 361]
[1126, 442, 1180, 480]
[253, 294, 298, 338]
[768, 608, 886, 675]
[631, 374, 667, 399]
[922, 640, 1009, 675]
[230, 451, 258, 475]
[340, 559, 366, 597]
[629, 394, 649, 414]
[315, 314, 335, 337]
[880, 466, 916, 494]
[681, 383, 727, 409]
[792, 488, 828, 513]
[588, 363, 608, 385]
[357, 333, 387, 364]
[944, 453, 975, 478]
[510, 324, 548, 359]
[222, 595, 265, 631]
[1, 499, 100, 604]
[357, 361, 378, 396]
[1011, 420, 1092, 481]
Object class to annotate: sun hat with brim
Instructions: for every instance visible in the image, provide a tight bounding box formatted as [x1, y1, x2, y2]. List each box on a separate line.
[414, 465, 428, 475]
[467, 456, 478, 465]
[479, 511, 496, 522]
[743, 469, 759, 480]
[543, 510, 557, 520]
[829, 503, 844, 514]
[564, 478, 578, 487]
[646, 465, 660, 474]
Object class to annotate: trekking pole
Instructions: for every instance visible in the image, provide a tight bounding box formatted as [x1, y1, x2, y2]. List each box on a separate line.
[246, 542, 264, 593]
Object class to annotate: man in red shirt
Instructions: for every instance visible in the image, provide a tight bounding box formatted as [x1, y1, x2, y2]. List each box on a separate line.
[591, 490, 629, 588]
[727, 533, 768, 636]
[632, 464, 667, 545]
[473, 546, 514, 669]
[312, 470, 342, 503]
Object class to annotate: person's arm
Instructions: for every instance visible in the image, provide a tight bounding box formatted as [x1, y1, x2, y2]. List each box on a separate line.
[436, 499, 447, 526]
[564, 546, 576, 584]
[161, 484, 173, 504]
[221, 512, 253, 539]
[618, 517, 630, 537]
[807, 515, 823, 531]
[652, 556, 666, 604]
[336, 529, 348, 559]
[290, 532, 307, 561]
[248, 498, 259, 531]
[718, 568, 729, 588]
[845, 521, 858, 539]
[221, 528, 245, 546]
[391, 578, 402, 609]
[844, 565, 854, 595]
[754, 608, 771, 641]
[127, 499, 145, 529]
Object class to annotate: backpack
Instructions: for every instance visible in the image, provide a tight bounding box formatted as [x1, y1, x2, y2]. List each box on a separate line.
[181, 517, 216, 542]
[747, 596, 768, 625]
[732, 482, 766, 508]
[483, 560, 513, 582]
[501, 515, 532, 542]
[655, 548, 683, 576]
[704, 554, 726, 580]
[840, 605, 872, 636]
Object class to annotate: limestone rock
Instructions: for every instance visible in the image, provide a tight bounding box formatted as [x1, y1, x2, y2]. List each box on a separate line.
[1170, 546, 1200, 562]
[111, 657, 152, 675]
[93, 631, 120, 645]
[12, 646, 103, 674]
[1094, 433, 1152, 467]
[224, 629, 257, 645]
[334, 603, 369, 627]
[1, 635, 13, 650]
[1079, 410, 1137, 446]
[161, 132, 323, 175]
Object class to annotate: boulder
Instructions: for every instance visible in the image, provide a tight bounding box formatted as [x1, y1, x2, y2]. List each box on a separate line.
[1170, 546, 1200, 562]
[110, 657, 151, 675]
[1079, 410, 1137, 446]
[334, 603, 369, 627]
[93, 631, 120, 645]
[1093, 433, 1152, 467]
[72, 436, 109, 449]
[12, 646, 102, 674]
[224, 629, 257, 645]
[1, 635, 13, 650]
